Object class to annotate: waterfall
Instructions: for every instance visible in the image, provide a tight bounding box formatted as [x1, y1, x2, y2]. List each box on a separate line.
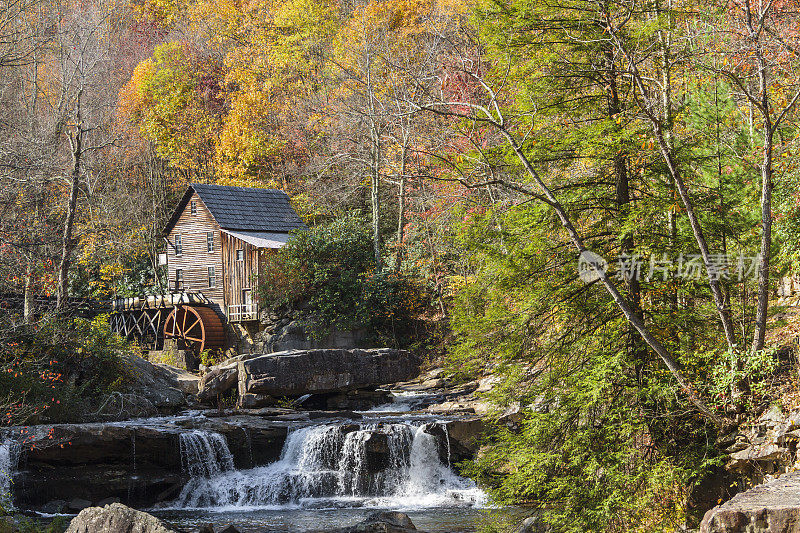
[173, 422, 485, 510]
[0, 440, 20, 511]
[179, 430, 235, 478]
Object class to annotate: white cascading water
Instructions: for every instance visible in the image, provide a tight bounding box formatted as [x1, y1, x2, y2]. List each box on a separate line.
[173, 423, 485, 510]
[179, 430, 236, 478]
[0, 440, 20, 510]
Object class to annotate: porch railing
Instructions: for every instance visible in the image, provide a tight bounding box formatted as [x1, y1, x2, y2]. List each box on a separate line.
[228, 303, 258, 322]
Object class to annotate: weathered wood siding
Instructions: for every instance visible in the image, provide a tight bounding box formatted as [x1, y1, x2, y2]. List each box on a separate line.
[165, 192, 225, 306]
[221, 233, 260, 318]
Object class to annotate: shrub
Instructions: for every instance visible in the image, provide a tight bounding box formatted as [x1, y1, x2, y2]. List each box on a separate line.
[0, 314, 136, 426]
[259, 213, 427, 345]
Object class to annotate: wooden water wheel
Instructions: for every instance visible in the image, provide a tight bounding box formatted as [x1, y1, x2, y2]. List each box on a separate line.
[163, 305, 225, 354]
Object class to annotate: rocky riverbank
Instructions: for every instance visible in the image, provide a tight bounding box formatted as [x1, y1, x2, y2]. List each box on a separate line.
[1, 359, 487, 514]
[56, 503, 427, 533]
[700, 471, 800, 533]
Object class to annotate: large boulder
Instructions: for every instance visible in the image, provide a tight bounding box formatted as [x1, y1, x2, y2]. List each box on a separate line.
[124, 356, 188, 411]
[700, 471, 800, 532]
[239, 349, 420, 397]
[442, 418, 485, 458]
[65, 503, 178, 533]
[154, 364, 200, 395]
[197, 363, 239, 401]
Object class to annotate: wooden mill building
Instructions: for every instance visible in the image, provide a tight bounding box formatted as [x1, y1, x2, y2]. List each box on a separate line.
[110, 184, 304, 356]
[162, 183, 305, 323]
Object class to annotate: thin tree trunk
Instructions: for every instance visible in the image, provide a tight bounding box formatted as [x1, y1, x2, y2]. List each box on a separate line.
[752, 119, 773, 352]
[56, 89, 82, 311]
[751, 19, 773, 353]
[495, 124, 721, 424]
[395, 142, 407, 273]
[605, 48, 645, 374]
[366, 55, 383, 272]
[371, 124, 382, 271]
[23, 256, 34, 323]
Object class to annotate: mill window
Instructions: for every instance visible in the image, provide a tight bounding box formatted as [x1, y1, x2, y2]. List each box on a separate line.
[190, 201, 197, 215]
[208, 266, 216, 288]
[207, 232, 214, 253]
[175, 269, 183, 291]
[175, 234, 182, 256]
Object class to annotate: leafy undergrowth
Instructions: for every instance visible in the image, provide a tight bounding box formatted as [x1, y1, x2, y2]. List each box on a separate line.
[1, 314, 138, 427]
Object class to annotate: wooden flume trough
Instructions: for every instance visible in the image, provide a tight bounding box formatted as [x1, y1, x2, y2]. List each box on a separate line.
[109, 293, 225, 354]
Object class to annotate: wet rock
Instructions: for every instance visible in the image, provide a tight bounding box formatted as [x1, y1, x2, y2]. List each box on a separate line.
[96, 497, 121, 507]
[239, 407, 299, 417]
[218, 526, 241, 533]
[68, 498, 93, 512]
[326, 390, 391, 411]
[365, 511, 416, 529]
[322, 511, 422, 533]
[442, 418, 485, 457]
[40, 499, 67, 514]
[240, 349, 420, 397]
[364, 431, 390, 454]
[196, 524, 214, 533]
[10, 415, 288, 509]
[363, 431, 391, 472]
[700, 471, 800, 532]
[65, 503, 179, 533]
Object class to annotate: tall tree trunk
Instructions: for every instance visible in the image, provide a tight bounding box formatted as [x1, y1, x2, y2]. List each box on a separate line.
[23, 256, 34, 323]
[56, 89, 82, 311]
[606, 49, 644, 371]
[395, 142, 407, 273]
[371, 123, 382, 271]
[752, 27, 773, 353]
[607, 23, 738, 350]
[366, 56, 383, 272]
[752, 117, 773, 352]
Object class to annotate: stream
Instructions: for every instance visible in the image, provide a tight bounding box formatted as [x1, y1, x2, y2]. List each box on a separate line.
[0, 393, 501, 531]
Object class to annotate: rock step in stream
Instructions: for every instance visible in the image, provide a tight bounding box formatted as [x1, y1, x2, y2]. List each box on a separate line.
[0, 412, 483, 513]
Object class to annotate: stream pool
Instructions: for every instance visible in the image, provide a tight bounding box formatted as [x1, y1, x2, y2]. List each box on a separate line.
[152, 506, 518, 532]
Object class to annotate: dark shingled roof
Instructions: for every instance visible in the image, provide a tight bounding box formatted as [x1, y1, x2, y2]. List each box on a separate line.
[163, 183, 306, 235]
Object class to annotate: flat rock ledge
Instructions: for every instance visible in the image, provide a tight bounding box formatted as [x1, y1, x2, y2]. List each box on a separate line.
[197, 348, 420, 407]
[240, 348, 420, 397]
[701, 471, 800, 533]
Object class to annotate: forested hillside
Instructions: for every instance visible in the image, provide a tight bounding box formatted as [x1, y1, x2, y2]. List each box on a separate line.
[4, 0, 800, 531]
